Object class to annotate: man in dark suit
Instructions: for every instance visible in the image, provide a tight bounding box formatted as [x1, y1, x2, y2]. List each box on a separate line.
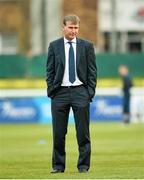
[46, 14, 97, 173]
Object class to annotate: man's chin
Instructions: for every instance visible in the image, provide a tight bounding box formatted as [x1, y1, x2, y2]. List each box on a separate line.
[70, 36, 76, 40]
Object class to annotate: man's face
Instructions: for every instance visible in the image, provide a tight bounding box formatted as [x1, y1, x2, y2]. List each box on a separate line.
[63, 21, 79, 41]
[119, 66, 128, 77]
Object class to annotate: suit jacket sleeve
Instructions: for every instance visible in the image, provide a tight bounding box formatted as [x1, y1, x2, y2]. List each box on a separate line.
[87, 43, 97, 101]
[46, 43, 55, 98]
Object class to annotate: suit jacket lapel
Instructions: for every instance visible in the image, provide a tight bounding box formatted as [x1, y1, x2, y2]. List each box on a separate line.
[76, 38, 82, 68]
[58, 38, 65, 67]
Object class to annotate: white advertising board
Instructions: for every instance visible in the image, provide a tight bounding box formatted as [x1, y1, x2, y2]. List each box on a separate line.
[131, 88, 144, 123]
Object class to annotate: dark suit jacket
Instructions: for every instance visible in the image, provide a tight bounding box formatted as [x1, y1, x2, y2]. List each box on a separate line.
[46, 37, 97, 101]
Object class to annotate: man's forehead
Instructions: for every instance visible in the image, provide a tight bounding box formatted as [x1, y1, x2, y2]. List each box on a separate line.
[65, 21, 79, 26]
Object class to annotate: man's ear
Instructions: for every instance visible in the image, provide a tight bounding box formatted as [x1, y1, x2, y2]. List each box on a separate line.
[62, 25, 66, 34]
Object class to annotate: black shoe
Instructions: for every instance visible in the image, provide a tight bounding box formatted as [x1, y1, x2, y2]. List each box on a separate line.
[51, 169, 64, 173]
[78, 169, 88, 173]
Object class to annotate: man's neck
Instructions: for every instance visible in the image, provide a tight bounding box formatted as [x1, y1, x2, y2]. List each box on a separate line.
[64, 37, 76, 43]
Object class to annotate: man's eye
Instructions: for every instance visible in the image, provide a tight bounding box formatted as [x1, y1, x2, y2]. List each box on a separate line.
[68, 27, 78, 29]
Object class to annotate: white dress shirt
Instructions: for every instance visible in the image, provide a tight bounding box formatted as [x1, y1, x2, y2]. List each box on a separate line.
[61, 37, 83, 86]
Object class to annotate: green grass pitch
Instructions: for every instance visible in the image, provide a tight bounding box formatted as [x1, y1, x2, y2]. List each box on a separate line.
[0, 122, 144, 179]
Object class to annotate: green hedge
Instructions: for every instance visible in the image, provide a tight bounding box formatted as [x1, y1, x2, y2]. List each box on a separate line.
[0, 53, 143, 79]
[97, 53, 144, 78]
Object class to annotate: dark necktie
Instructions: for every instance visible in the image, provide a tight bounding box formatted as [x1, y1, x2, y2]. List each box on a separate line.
[68, 42, 75, 83]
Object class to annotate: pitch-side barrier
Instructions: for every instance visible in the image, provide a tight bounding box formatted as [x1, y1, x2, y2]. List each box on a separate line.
[0, 88, 144, 123]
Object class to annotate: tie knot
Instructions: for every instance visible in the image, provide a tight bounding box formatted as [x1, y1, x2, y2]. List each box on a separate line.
[68, 41, 72, 46]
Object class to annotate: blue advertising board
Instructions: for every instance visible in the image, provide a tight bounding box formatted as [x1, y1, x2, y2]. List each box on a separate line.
[0, 97, 51, 123]
[90, 96, 122, 121]
[0, 95, 123, 123]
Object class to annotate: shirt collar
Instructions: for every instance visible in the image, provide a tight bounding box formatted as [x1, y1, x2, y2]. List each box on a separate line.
[64, 37, 76, 44]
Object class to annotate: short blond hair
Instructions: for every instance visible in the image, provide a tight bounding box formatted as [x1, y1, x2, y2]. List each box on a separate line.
[63, 14, 80, 26]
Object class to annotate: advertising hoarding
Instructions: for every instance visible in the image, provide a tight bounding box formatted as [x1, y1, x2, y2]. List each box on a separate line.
[0, 96, 123, 123]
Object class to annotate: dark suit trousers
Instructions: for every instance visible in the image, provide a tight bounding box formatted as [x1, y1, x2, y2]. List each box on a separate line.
[51, 85, 91, 171]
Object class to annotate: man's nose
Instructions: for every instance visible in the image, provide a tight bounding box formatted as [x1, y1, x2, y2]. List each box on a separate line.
[72, 28, 76, 32]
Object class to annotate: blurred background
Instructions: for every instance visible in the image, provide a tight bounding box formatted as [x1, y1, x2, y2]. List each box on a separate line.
[0, 0, 144, 123]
